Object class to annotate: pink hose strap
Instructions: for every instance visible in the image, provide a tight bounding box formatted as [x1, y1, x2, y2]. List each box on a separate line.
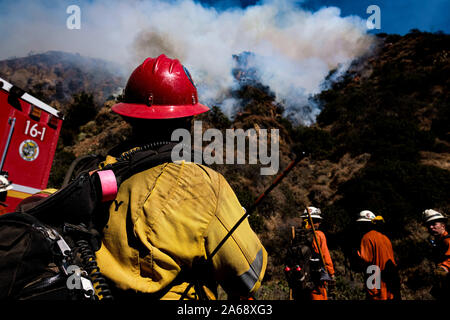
[96, 170, 118, 202]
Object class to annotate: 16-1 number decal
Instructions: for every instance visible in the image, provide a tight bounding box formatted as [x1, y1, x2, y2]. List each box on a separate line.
[24, 120, 46, 141]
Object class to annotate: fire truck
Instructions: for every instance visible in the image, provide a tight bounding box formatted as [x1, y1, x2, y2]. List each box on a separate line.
[0, 77, 63, 213]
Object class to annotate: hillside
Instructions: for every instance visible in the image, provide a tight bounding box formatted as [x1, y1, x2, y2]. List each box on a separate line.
[311, 30, 450, 299]
[0, 51, 125, 110]
[1, 30, 449, 300]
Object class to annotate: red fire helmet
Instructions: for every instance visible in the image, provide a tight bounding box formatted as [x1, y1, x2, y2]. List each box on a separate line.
[112, 54, 210, 119]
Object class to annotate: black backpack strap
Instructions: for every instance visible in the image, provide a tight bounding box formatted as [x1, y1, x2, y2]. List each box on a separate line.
[62, 154, 104, 188]
[106, 148, 174, 186]
[25, 171, 101, 227]
[25, 142, 178, 229]
[16, 143, 187, 301]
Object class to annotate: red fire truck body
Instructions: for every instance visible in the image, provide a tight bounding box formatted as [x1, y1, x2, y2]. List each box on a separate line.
[0, 77, 63, 212]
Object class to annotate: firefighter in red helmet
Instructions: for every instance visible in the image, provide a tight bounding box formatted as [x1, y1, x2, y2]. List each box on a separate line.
[95, 54, 267, 300]
[112, 55, 209, 119]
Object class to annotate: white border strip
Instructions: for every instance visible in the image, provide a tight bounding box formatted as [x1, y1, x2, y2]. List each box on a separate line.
[1, 79, 13, 91]
[11, 183, 41, 195]
[0, 76, 63, 119]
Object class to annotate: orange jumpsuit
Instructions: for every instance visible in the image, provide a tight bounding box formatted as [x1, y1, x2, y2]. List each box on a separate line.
[358, 230, 397, 300]
[310, 230, 335, 300]
[430, 230, 450, 299]
[436, 231, 450, 272]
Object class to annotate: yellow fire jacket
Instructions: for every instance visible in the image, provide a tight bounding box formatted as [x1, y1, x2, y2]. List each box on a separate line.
[95, 155, 267, 299]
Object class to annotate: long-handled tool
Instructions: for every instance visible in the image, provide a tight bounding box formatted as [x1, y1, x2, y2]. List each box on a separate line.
[305, 206, 332, 282]
[180, 151, 307, 300]
[0, 118, 16, 172]
[289, 225, 295, 300]
[210, 153, 305, 260]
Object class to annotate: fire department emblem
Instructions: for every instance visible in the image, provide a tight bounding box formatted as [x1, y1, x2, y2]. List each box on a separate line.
[19, 139, 39, 161]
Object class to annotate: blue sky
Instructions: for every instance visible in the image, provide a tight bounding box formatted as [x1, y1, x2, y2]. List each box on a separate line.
[0, 0, 447, 63]
[199, 0, 450, 35]
[0, 0, 448, 35]
[0, 0, 446, 123]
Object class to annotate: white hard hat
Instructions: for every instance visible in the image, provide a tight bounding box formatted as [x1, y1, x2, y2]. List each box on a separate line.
[301, 206, 322, 220]
[356, 210, 376, 222]
[422, 209, 447, 224]
[0, 175, 12, 193]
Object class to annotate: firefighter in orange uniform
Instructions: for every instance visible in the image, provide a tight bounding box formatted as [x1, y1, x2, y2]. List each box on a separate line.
[356, 210, 400, 300]
[301, 207, 335, 300]
[422, 209, 450, 300]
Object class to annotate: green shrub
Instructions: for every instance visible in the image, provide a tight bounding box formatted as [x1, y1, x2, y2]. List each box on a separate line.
[61, 92, 98, 145]
[47, 146, 75, 188]
[291, 126, 335, 160]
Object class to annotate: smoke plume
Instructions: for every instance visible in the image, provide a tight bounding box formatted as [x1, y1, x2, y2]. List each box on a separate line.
[0, 0, 374, 124]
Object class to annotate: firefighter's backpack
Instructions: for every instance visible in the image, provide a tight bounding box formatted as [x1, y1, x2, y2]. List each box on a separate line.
[284, 227, 321, 291]
[0, 211, 98, 300]
[0, 143, 175, 300]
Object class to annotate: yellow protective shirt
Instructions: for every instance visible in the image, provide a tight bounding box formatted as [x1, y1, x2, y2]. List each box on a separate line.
[95, 157, 267, 300]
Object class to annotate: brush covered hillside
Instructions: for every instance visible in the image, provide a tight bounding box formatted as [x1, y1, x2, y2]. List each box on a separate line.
[1, 30, 449, 300]
[0, 51, 125, 108]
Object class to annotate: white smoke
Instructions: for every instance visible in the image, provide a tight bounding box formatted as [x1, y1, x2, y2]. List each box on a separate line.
[0, 0, 374, 124]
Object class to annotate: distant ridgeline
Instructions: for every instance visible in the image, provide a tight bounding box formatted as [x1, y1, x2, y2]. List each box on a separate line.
[0, 51, 125, 108]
